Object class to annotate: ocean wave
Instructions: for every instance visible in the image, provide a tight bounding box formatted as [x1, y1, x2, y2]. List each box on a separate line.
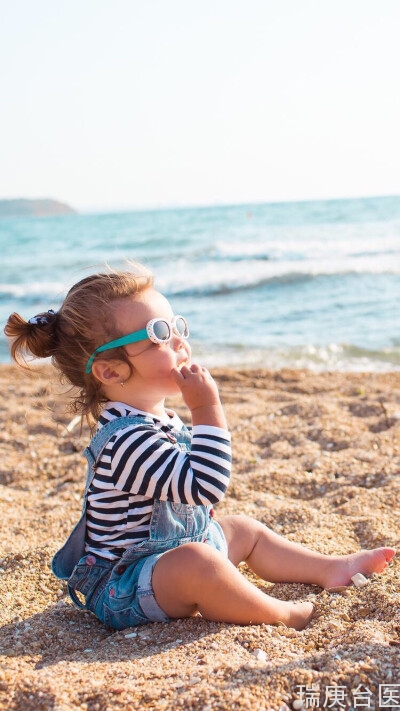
[194, 342, 400, 373]
[162, 265, 400, 297]
[208, 247, 400, 264]
[2, 253, 399, 304]
[212, 230, 400, 263]
[165, 272, 316, 297]
[0, 282, 65, 300]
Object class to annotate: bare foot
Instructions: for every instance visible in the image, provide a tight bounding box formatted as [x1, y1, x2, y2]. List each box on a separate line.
[321, 547, 396, 589]
[277, 600, 315, 631]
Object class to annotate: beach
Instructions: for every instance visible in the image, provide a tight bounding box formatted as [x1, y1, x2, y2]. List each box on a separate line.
[0, 363, 399, 710]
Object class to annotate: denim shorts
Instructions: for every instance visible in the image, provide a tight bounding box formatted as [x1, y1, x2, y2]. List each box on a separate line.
[68, 519, 228, 630]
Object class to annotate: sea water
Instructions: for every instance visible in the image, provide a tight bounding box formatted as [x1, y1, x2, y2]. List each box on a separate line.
[1, 195, 399, 371]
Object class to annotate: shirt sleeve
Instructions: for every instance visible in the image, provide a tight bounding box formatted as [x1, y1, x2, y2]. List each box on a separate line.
[96, 422, 231, 505]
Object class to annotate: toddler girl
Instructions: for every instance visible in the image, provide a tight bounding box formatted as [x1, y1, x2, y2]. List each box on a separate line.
[5, 262, 395, 631]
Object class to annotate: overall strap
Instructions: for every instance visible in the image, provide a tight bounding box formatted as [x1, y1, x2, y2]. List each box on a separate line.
[82, 415, 155, 499]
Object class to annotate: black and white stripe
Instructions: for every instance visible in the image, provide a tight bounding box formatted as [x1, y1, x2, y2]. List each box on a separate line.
[85, 403, 231, 559]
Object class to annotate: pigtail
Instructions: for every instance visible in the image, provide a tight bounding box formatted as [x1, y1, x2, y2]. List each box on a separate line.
[4, 309, 58, 366]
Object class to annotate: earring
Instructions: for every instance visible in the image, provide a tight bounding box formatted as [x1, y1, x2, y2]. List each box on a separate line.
[120, 381, 125, 387]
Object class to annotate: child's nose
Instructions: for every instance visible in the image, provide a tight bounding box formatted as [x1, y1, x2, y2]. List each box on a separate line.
[171, 333, 184, 350]
[171, 332, 188, 351]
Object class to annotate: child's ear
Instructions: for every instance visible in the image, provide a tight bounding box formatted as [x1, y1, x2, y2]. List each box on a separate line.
[91, 359, 131, 385]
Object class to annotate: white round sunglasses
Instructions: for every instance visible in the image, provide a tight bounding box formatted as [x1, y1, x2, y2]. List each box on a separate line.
[85, 315, 189, 374]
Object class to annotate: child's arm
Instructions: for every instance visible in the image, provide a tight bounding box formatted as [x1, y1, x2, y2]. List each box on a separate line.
[101, 366, 231, 506]
[171, 363, 227, 430]
[96, 366, 231, 507]
[102, 418, 231, 506]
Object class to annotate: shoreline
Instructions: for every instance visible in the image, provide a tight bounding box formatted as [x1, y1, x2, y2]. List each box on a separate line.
[1, 335, 400, 377]
[0, 364, 399, 709]
[196, 345, 400, 375]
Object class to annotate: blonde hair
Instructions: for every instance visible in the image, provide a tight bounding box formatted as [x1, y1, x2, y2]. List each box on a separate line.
[4, 262, 154, 422]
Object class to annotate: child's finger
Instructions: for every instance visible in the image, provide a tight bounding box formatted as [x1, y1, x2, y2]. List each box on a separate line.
[170, 367, 184, 383]
[170, 364, 196, 381]
[188, 363, 202, 374]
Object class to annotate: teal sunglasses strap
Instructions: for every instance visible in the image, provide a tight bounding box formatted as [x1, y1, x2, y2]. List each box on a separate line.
[85, 328, 148, 374]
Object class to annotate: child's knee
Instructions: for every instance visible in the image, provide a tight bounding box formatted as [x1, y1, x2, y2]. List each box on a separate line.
[154, 542, 227, 591]
[178, 541, 232, 586]
[221, 513, 253, 527]
[181, 541, 224, 571]
[220, 513, 259, 539]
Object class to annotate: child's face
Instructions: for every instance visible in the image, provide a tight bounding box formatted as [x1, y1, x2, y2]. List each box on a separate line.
[113, 288, 191, 397]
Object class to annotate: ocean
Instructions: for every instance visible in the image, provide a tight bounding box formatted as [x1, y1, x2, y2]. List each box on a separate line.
[1, 195, 399, 372]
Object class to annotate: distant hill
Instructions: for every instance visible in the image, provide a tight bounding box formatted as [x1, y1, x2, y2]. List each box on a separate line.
[0, 199, 77, 217]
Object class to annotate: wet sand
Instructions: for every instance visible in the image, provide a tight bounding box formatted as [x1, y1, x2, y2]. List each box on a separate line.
[0, 364, 399, 710]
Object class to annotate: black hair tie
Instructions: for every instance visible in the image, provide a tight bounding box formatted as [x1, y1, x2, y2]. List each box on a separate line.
[28, 309, 56, 327]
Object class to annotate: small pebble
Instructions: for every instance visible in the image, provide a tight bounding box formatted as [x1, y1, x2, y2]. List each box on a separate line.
[253, 648, 267, 662]
[124, 632, 137, 638]
[351, 573, 369, 587]
[292, 700, 304, 710]
[329, 621, 342, 630]
[243, 663, 255, 671]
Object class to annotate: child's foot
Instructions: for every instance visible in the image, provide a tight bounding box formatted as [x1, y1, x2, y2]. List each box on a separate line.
[277, 600, 315, 631]
[321, 547, 395, 590]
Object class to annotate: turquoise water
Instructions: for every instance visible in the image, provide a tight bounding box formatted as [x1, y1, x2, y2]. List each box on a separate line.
[1, 195, 400, 371]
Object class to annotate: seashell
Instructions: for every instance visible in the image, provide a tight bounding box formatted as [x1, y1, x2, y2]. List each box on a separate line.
[64, 414, 81, 434]
[326, 586, 348, 593]
[351, 573, 369, 587]
[253, 648, 267, 662]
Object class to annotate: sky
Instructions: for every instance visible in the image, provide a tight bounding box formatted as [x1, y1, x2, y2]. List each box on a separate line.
[1, 0, 400, 212]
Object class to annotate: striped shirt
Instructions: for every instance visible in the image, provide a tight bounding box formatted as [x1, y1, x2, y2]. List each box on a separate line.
[85, 402, 232, 560]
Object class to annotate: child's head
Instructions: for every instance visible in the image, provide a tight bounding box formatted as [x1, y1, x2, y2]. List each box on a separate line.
[4, 262, 154, 420]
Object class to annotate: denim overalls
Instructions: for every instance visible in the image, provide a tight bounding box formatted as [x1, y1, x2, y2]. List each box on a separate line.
[52, 415, 227, 629]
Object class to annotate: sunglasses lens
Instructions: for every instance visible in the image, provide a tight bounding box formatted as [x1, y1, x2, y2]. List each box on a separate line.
[152, 320, 171, 341]
[175, 316, 189, 338]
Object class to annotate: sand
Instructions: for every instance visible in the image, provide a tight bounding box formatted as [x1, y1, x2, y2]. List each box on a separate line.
[0, 364, 399, 710]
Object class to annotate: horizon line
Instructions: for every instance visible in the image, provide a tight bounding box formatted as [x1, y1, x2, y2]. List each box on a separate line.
[79, 191, 400, 216]
[1, 192, 400, 217]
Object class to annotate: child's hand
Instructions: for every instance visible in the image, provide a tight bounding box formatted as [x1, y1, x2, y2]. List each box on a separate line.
[171, 364, 227, 429]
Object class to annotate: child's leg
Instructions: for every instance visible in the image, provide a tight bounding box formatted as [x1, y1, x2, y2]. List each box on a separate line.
[151, 542, 314, 630]
[219, 515, 395, 589]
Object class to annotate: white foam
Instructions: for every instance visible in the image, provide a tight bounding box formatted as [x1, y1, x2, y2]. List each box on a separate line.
[0, 281, 64, 298]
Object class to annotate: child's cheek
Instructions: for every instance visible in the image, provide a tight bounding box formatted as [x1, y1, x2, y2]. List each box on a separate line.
[145, 355, 176, 379]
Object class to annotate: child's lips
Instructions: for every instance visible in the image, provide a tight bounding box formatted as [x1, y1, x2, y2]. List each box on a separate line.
[177, 359, 189, 371]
